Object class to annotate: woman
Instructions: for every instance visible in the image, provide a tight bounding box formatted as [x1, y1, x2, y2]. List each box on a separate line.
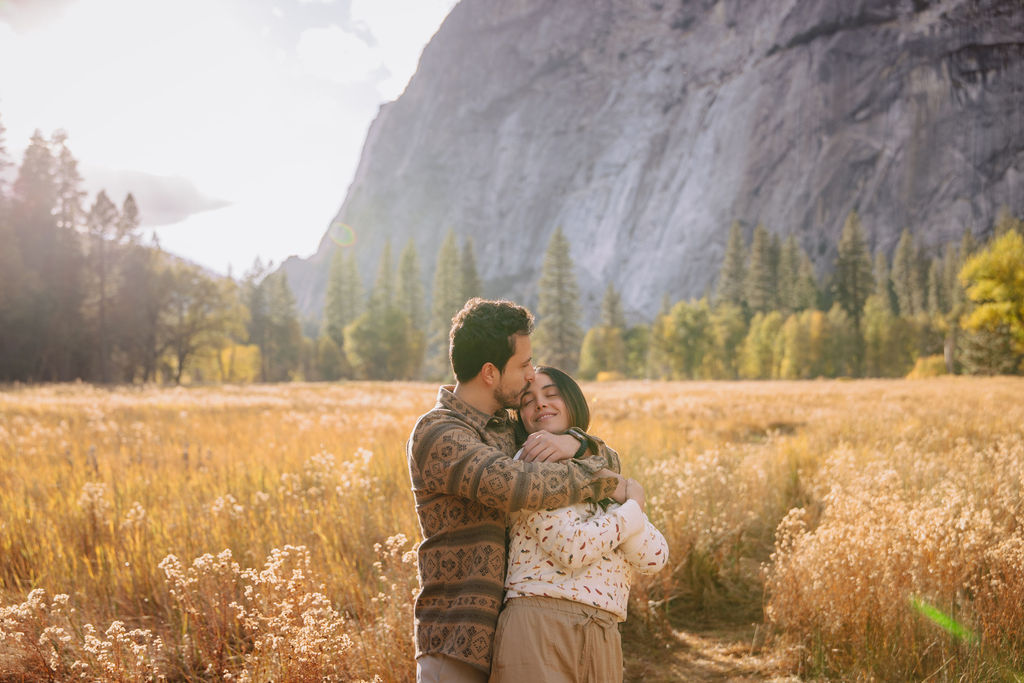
[489, 366, 668, 683]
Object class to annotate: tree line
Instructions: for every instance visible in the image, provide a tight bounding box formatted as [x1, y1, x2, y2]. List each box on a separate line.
[0, 119, 307, 384]
[2, 117, 1021, 384]
[319, 212, 1024, 383]
[573, 212, 1024, 380]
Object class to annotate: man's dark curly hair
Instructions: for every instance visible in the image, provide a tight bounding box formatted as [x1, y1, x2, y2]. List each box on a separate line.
[449, 298, 534, 382]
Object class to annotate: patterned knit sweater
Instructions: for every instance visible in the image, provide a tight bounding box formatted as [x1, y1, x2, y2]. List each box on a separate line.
[504, 499, 669, 621]
[407, 386, 620, 673]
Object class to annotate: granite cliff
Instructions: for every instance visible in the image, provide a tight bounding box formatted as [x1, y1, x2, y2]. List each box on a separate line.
[284, 0, 1024, 324]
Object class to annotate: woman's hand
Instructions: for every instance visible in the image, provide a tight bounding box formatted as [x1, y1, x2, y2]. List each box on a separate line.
[625, 478, 645, 513]
[520, 430, 578, 463]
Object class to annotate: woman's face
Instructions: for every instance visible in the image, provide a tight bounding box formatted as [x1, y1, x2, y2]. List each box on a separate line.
[519, 372, 571, 434]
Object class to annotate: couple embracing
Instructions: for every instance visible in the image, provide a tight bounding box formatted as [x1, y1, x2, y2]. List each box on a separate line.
[407, 298, 668, 682]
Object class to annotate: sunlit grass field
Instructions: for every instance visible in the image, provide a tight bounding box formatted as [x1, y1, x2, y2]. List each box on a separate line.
[2, 378, 1023, 681]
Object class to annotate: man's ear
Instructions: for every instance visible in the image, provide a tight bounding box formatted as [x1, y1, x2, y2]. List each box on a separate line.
[480, 361, 499, 387]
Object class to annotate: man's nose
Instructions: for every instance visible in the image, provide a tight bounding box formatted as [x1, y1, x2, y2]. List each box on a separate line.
[525, 366, 536, 382]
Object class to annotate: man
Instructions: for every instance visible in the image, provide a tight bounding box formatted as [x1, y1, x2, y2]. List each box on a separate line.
[407, 298, 622, 682]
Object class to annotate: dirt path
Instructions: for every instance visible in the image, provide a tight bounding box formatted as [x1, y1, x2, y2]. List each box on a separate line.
[625, 623, 799, 682]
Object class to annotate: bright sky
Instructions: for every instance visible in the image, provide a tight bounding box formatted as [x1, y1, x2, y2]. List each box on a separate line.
[0, 0, 457, 275]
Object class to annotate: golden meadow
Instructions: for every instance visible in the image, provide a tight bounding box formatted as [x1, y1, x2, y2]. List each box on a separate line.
[2, 379, 1023, 681]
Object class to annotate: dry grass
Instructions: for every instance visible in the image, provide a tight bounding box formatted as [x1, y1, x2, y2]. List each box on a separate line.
[1, 378, 1023, 681]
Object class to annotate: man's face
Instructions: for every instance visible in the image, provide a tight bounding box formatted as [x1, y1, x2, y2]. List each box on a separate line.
[493, 334, 535, 409]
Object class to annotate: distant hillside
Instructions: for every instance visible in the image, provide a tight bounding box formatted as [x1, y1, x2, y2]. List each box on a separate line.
[285, 0, 1024, 324]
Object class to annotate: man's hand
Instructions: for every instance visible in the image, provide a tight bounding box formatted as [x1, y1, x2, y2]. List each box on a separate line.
[625, 478, 646, 513]
[520, 431, 580, 463]
[598, 469, 627, 503]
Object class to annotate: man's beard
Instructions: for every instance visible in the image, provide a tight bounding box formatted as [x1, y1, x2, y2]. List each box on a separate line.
[493, 382, 523, 410]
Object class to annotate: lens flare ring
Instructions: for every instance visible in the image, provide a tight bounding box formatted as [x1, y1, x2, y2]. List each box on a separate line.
[330, 222, 356, 248]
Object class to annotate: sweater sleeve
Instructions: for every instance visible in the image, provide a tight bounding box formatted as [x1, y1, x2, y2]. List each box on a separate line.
[409, 422, 618, 513]
[578, 433, 621, 474]
[618, 517, 669, 575]
[530, 501, 646, 570]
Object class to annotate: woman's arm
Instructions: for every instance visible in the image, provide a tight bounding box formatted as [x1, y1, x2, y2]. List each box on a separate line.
[528, 499, 645, 570]
[618, 520, 669, 575]
[617, 478, 669, 574]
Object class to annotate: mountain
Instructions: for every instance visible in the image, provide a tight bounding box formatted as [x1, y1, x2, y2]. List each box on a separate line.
[284, 0, 1024, 325]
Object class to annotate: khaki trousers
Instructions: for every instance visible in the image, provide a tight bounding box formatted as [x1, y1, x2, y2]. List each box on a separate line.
[417, 654, 489, 683]
[488, 596, 622, 683]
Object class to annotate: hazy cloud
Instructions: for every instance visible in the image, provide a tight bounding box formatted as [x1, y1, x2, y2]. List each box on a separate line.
[82, 166, 231, 227]
[349, 0, 456, 99]
[296, 24, 383, 84]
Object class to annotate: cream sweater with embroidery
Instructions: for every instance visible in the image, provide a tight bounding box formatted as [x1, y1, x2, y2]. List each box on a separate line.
[503, 497, 669, 621]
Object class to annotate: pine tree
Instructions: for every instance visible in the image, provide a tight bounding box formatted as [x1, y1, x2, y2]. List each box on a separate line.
[645, 294, 673, 379]
[873, 251, 895, 313]
[244, 259, 272, 379]
[863, 293, 912, 377]
[345, 305, 420, 380]
[926, 261, 943, 315]
[264, 271, 303, 382]
[534, 227, 583, 372]
[345, 244, 422, 380]
[716, 221, 747, 308]
[578, 284, 628, 379]
[397, 239, 426, 332]
[316, 335, 345, 381]
[324, 249, 363, 352]
[993, 206, 1024, 238]
[52, 131, 86, 233]
[623, 325, 650, 379]
[795, 252, 820, 311]
[111, 244, 169, 382]
[824, 304, 856, 377]
[769, 232, 782, 303]
[960, 228, 976, 262]
[938, 243, 967, 372]
[87, 190, 120, 382]
[369, 240, 394, 314]
[940, 244, 962, 315]
[833, 211, 874, 374]
[427, 229, 463, 380]
[891, 229, 919, 316]
[460, 236, 482, 304]
[0, 117, 23, 379]
[600, 283, 625, 329]
[746, 224, 776, 314]
[958, 325, 1023, 375]
[5, 131, 89, 380]
[119, 194, 141, 242]
[777, 235, 800, 314]
[12, 130, 57, 221]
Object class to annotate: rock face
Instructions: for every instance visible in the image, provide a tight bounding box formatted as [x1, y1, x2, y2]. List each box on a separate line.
[284, 0, 1024, 324]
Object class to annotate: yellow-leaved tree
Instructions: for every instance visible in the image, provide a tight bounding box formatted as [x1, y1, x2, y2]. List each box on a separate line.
[959, 227, 1024, 354]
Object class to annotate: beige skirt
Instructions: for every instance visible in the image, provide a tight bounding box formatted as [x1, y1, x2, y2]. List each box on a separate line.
[488, 595, 622, 683]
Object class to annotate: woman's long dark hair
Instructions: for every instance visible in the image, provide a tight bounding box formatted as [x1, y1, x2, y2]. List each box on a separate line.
[515, 365, 590, 436]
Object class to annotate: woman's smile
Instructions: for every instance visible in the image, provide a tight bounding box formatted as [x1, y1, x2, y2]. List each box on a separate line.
[520, 371, 571, 433]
